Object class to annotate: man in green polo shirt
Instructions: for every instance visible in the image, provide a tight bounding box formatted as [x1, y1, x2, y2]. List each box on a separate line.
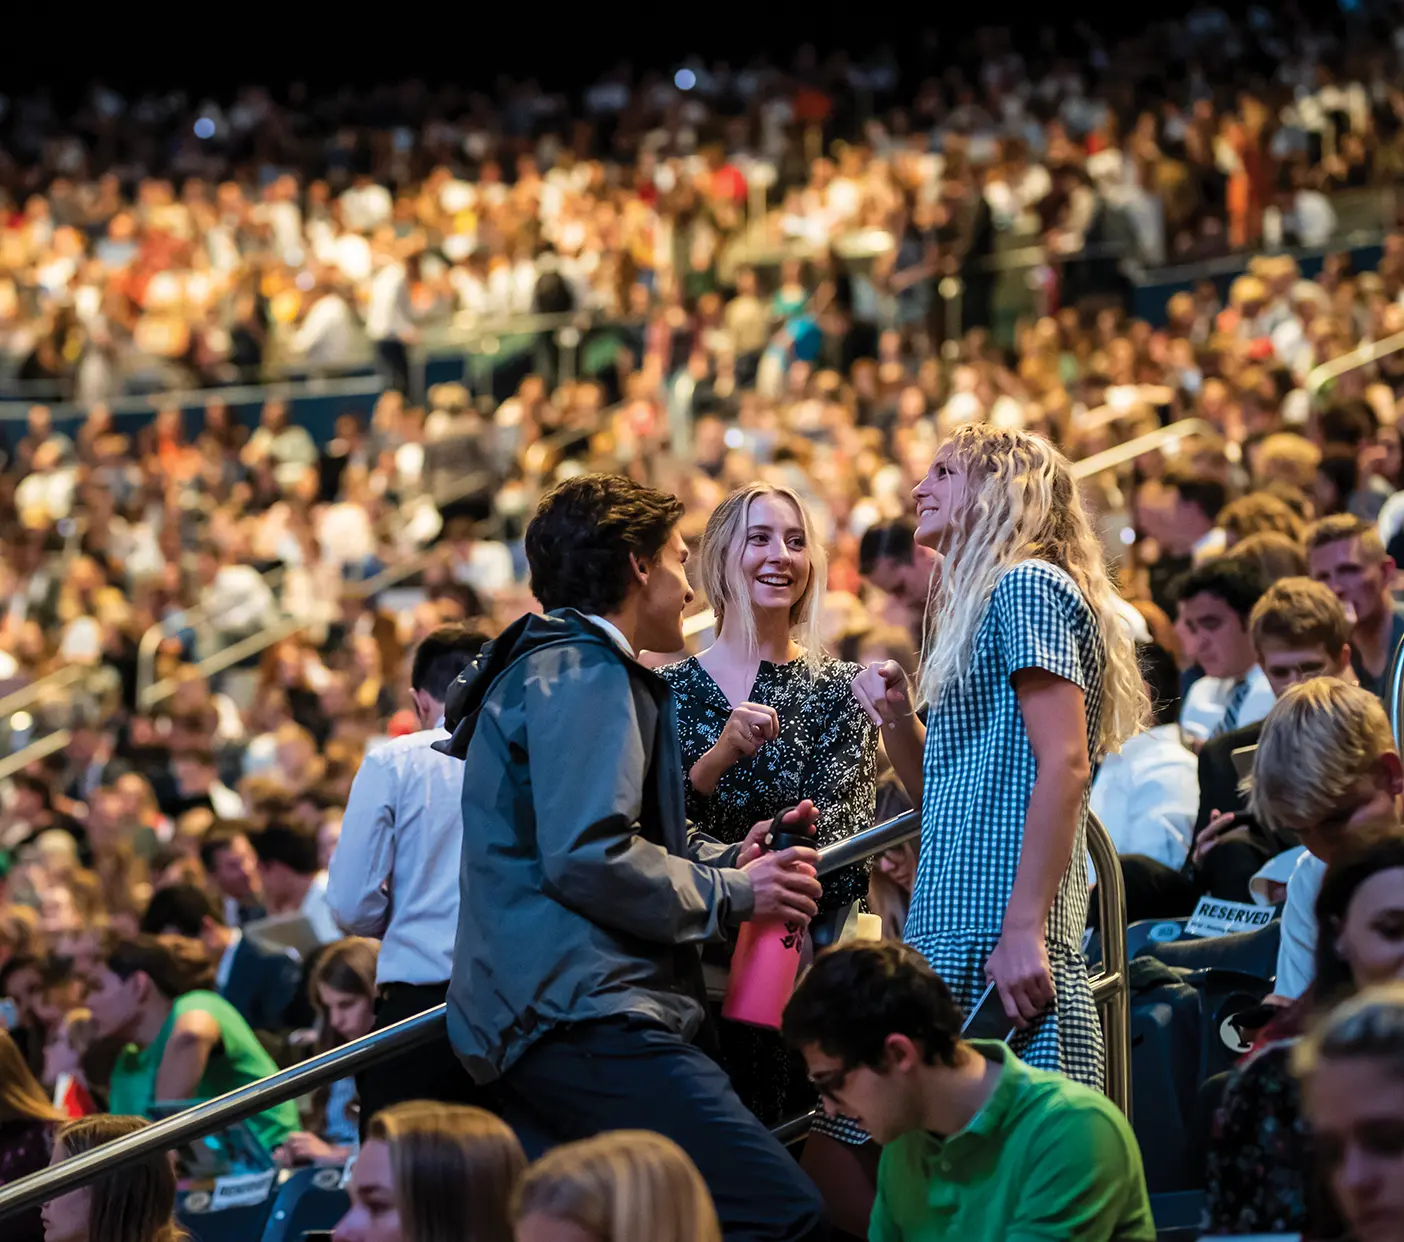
[782, 942, 1154, 1241]
[86, 935, 298, 1153]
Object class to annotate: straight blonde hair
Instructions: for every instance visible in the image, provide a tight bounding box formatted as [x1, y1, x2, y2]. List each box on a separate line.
[514, 1130, 721, 1242]
[698, 484, 828, 669]
[369, 1101, 525, 1242]
[1250, 679, 1396, 838]
[917, 424, 1145, 754]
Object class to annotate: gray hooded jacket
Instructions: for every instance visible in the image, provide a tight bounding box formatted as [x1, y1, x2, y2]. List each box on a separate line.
[435, 609, 755, 1083]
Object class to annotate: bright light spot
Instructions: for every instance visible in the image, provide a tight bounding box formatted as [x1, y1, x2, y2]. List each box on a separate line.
[724, 427, 745, 449]
[295, 270, 315, 291]
[193, 117, 215, 139]
[674, 69, 697, 91]
[10, 711, 32, 731]
[1120, 526, 1137, 546]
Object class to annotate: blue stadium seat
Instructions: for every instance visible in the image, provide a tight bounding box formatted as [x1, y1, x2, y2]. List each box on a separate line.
[259, 1166, 350, 1242]
[177, 1193, 275, 1242]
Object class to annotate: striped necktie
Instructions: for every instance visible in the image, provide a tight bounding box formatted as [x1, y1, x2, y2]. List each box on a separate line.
[1211, 678, 1251, 739]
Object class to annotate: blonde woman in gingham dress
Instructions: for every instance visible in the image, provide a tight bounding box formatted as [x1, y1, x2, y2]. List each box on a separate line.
[853, 425, 1146, 1089]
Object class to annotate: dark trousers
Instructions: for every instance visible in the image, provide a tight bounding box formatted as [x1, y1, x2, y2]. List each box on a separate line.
[356, 981, 489, 1139]
[496, 1016, 828, 1242]
[374, 338, 411, 399]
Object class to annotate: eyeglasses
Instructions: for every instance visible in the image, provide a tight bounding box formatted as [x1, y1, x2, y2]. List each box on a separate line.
[809, 1064, 855, 1103]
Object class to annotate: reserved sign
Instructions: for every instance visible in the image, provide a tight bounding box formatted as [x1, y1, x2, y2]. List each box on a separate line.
[1185, 896, 1276, 938]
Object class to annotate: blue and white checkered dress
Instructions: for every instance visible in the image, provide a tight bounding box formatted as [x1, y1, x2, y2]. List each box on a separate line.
[904, 559, 1107, 1091]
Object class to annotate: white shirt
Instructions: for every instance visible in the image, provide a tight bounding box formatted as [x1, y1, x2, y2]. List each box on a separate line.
[201, 565, 278, 636]
[215, 928, 243, 993]
[1089, 724, 1199, 873]
[301, 872, 343, 946]
[583, 614, 633, 656]
[1179, 665, 1276, 747]
[327, 725, 466, 985]
[1275, 850, 1326, 999]
[209, 782, 246, 820]
[366, 263, 413, 342]
[292, 293, 359, 367]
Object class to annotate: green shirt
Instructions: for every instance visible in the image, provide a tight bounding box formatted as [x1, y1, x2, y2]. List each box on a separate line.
[108, 990, 298, 1153]
[871, 1041, 1154, 1242]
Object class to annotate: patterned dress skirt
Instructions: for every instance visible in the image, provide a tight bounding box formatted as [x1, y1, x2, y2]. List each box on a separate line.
[906, 930, 1106, 1091]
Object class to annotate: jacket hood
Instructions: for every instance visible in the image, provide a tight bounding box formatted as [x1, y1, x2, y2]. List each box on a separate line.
[433, 609, 624, 760]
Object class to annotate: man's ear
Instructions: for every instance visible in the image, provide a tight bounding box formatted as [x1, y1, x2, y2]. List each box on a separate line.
[883, 1032, 922, 1074]
[629, 551, 650, 588]
[1380, 749, 1404, 798]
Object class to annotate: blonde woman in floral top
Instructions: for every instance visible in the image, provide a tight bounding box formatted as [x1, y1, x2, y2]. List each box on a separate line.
[659, 483, 877, 1218]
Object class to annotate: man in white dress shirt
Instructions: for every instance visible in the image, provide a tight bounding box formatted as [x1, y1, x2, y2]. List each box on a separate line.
[327, 624, 488, 1133]
[1250, 680, 1403, 1001]
[1175, 557, 1276, 749]
[1089, 643, 1199, 873]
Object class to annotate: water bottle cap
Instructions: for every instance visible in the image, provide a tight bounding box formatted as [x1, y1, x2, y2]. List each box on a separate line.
[767, 828, 816, 853]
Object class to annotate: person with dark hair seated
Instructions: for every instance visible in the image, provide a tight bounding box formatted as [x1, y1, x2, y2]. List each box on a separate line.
[198, 821, 265, 928]
[1088, 642, 1199, 872]
[782, 942, 1154, 1242]
[141, 883, 303, 1034]
[1173, 556, 1274, 749]
[857, 519, 936, 648]
[1119, 577, 1356, 918]
[327, 624, 490, 1134]
[84, 935, 297, 1152]
[252, 822, 340, 945]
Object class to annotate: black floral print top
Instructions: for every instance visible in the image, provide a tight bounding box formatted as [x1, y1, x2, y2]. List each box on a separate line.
[658, 653, 877, 913]
[1204, 1040, 1345, 1240]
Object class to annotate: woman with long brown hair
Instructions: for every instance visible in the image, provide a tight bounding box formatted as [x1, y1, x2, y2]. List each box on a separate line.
[334, 1101, 525, 1242]
[280, 937, 379, 1167]
[40, 1115, 184, 1242]
[0, 1029, 64, 1242]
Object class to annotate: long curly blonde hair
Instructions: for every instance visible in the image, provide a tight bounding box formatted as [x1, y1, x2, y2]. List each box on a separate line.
[917, 424, 1146, 756]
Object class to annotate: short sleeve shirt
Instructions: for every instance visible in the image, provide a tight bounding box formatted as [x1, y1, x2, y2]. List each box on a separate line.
[905, 560, 1105, 950]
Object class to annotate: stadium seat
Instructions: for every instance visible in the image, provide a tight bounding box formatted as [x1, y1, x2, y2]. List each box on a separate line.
[177, 1192, 275, 1242]
[1135, 918, 1281, 981]
[259, 1166, 350, 1242]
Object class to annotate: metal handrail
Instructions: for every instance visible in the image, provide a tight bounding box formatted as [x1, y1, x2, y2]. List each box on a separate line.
[0, 663, 90, 724]
[139, 558, 428, 711]
[1306, 327, 1404, 397]
[0, 1005, 445, 1221]
[134, 469, 498, 712]
[1069, 418, 1218, 480]
[134, 564, 288, 710]
[0, 728, 72, 781]
[1386, 622, 1404, 748]
[0, 809, 1130, 1219]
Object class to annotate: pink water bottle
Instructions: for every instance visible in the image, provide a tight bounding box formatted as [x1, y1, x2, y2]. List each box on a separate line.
[722, 818, 816, 1030]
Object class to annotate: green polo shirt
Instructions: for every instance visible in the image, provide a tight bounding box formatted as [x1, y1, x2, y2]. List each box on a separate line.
[871, 1041, 1154, 1242]
[108, 990, 298, 1153]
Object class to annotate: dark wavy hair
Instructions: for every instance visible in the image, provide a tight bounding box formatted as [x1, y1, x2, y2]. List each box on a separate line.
[1314, 832, 1404, 1006]
[525, 474, 684, 615]
[781, 942, 965, 1069]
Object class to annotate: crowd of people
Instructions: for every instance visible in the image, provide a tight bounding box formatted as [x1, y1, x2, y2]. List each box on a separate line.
[4, 15, 1404, 1242]
[7, 6, 1404, 401]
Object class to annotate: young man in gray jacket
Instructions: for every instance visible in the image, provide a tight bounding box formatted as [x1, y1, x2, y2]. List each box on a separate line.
[438, 473, 829, 1242]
